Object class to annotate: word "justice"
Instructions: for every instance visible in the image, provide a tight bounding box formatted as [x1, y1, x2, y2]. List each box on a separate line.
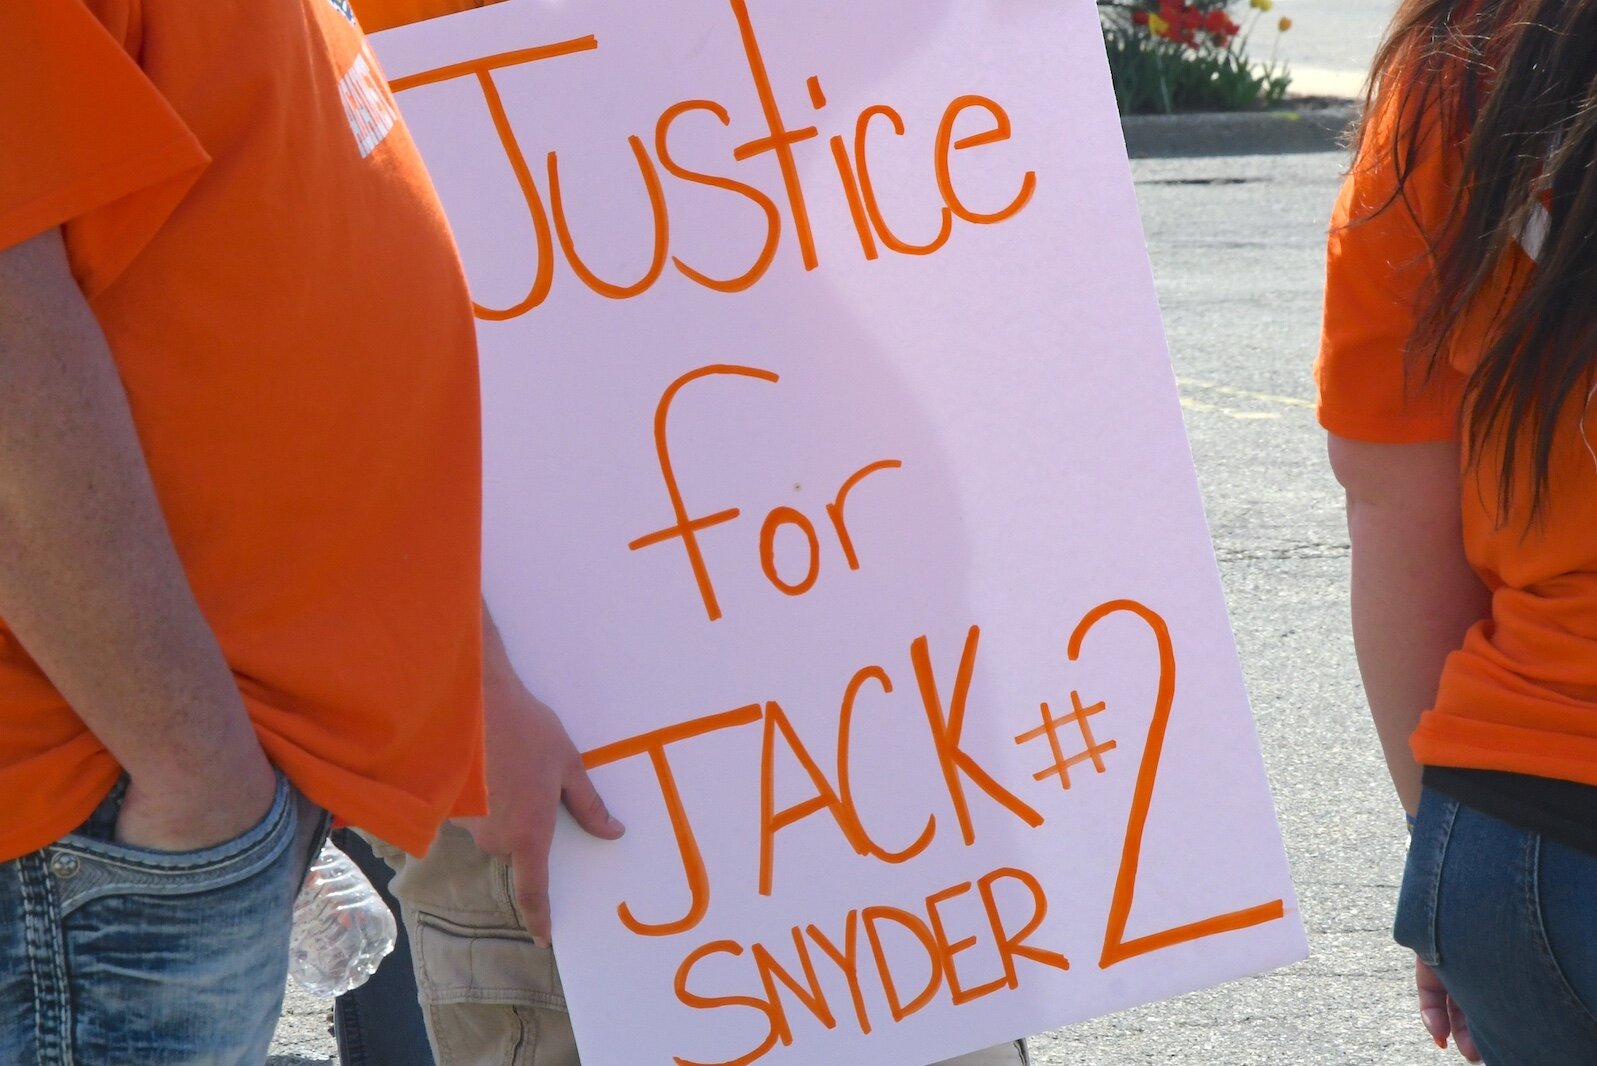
[390, 0, 1038, 318]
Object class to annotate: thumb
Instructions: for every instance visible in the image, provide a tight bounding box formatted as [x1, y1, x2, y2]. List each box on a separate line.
[564, 764, 626, 840]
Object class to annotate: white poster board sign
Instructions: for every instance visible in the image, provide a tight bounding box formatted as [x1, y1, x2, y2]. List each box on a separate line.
[374, 3, 1307, 1063]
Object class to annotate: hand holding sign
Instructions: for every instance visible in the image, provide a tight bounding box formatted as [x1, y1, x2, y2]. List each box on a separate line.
[456, 608, 626, 946]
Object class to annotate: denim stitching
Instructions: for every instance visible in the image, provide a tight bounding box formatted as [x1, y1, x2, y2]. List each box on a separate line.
[53, 776, 291, 876]
[50, 798, 298, 917]
[1417, 793, 1458, 967]
[18, 855, 71, 1065]
[1525, 832, 1597, 1036]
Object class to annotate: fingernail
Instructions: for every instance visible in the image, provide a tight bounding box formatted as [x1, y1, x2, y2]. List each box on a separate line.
[533, 935, 550, 949]
[607, 815, 626, 835]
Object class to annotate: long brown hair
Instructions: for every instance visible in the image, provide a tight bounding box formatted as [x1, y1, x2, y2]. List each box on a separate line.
[1354, 0, 1597, 520]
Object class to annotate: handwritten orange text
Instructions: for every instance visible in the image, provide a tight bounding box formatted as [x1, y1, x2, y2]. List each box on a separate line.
[671, 867, 1067, 1066]
[628, 364, 903, 622]
[390, 1, 1038, 317]
[582, 624, 1040, 936]
[579, 599, 1288, 1064]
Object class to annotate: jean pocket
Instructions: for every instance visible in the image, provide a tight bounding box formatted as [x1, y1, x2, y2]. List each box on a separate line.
[1393, 787, 1458, 968]
[47, 773, 297, 914]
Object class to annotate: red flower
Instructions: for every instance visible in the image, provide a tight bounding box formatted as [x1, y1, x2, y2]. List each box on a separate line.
[1133, 0, 1240, 48]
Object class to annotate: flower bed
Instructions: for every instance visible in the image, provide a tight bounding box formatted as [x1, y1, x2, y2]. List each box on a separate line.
[1099, 0, 1293, 115]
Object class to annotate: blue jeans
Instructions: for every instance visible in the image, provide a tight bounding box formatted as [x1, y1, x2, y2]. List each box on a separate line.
[0, 773, 325, 1066]
[1394, 786, 1597, 1065]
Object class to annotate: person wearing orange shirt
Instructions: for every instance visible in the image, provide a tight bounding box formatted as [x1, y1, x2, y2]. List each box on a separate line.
[0, 2, 617, 1063]
[1321, 1, 1597, 1062]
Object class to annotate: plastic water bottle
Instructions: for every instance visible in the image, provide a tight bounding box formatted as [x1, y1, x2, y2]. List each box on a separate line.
[288, 839, 398, 997]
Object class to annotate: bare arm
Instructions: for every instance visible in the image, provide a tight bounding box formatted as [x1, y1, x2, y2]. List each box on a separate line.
[1330, 434, 1487, 1062]
[1328, 434, 1490, 814]
[0, 228, 274, 849]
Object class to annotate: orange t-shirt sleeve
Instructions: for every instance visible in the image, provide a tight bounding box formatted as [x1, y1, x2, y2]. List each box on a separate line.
[1316, 92, 1463, 443]
[0, 1, 208, 295]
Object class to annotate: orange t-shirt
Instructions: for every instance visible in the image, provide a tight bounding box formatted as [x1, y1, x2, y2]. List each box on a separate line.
[0, 0, 487, 860]
[1317, 90, 1597, 788]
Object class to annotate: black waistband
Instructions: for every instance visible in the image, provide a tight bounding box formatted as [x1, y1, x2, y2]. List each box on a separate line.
[1424, 765, 1597, 858]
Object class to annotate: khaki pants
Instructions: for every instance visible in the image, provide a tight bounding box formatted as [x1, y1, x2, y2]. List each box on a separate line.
[373, 823, 1028, 1066]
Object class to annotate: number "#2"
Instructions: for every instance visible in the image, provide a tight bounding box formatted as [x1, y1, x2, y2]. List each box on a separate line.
[1077, 599, 1286, 970]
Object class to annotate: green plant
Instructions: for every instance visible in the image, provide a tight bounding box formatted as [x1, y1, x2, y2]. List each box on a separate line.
[1099, 0, 1292, 115]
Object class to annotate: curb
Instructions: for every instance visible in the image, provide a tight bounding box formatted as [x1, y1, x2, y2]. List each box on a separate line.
[1122, 104, 1358, 159]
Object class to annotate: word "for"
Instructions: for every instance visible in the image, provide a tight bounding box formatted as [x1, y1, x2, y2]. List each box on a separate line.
[389, 0, 1038, 318]
[629, 364, 902, 622]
